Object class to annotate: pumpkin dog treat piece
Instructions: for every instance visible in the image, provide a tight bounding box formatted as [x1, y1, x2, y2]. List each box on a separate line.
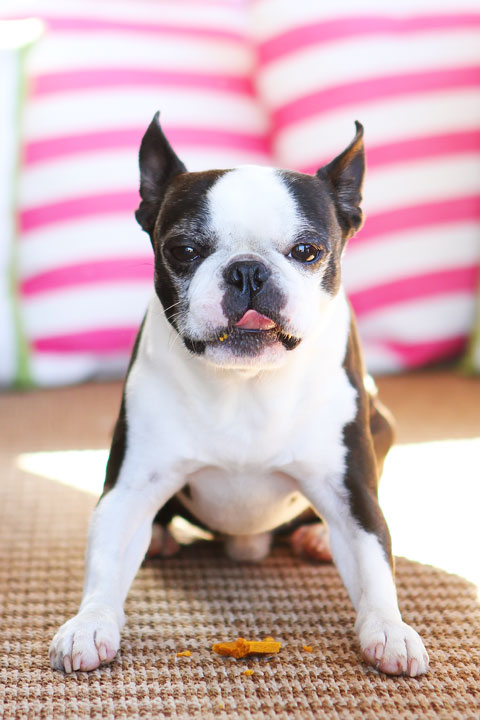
[212, 637, 281, 658]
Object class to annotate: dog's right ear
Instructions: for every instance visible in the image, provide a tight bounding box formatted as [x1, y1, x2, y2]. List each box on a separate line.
[135, 112, 187, 236]
[317, 121, 365, 242]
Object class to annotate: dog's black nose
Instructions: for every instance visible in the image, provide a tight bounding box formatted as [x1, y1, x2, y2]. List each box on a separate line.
[224, 260, 270, 297]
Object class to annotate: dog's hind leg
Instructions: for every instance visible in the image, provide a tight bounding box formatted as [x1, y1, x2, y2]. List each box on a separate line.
[369, 396, 395, 478]
[289, 521, 332, 562]
[147, 523, 180, 557]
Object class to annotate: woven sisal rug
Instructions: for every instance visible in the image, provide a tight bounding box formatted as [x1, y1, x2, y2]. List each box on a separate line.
[1, 457, 479, 720]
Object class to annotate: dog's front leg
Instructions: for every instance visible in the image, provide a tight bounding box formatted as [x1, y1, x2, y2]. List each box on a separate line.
[49, 477, 179, 673]
[299, 472, 429, 677]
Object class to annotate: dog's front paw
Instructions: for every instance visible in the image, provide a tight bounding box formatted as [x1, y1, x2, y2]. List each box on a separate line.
[356, 614, 429, 676]
[49, 606, 122, 673]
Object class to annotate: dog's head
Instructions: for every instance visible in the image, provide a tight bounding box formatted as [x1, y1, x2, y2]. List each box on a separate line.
[135, 113, 364, 370]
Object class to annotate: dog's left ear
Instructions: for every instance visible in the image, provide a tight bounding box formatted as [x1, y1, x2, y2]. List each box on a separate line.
[317, 121, 365, 241]
[135, 111, 187, 236]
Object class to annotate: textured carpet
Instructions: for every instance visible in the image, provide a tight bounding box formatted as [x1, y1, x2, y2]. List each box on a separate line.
[1, 458, 479, 720]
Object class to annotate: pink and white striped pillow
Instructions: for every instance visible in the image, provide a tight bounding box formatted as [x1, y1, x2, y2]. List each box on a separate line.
[3, 0, 269, 386]
[251, 0, 480, 372]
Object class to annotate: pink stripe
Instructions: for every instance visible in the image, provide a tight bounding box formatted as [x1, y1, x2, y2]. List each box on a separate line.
[273, 67, 480, 130]
[300, 130, 480, 175]
[349, 266, 480, 317]
[25, 129, 144, 165]
[31, 325, 469, 362]
[21, 258, 154, 296]
[356, 195, 480, 245]
[6, 13, 244, 43]
[259, 14, 480, 65]
[33, 327, 138, 354]
[24, 127, 269, 165]
[19, 192, 480, 239]
[33, 69, 253, 97]
[384, 335, 468, 367]
[20, 192, 139, 233]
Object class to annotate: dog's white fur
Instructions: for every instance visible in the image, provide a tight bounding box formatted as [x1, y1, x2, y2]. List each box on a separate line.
[50, 165, 428, 677]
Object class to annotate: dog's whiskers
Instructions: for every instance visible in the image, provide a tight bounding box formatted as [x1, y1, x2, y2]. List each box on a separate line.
[163, 300, 184, 316]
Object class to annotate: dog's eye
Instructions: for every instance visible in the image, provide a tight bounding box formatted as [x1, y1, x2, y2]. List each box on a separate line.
[170, 245, 201, 263]
[288, 243, 323, 264]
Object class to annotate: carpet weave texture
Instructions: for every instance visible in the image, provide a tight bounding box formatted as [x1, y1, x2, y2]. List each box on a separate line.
[1, 459, 479, 719]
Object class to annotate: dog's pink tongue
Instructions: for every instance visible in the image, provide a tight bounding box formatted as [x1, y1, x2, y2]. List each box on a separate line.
[235, 309, 276, 330]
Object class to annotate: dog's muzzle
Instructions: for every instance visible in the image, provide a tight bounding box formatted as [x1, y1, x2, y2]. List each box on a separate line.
[184, 258, 301, 357]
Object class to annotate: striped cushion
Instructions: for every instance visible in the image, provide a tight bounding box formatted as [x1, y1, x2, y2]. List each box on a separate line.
[4, 0, 269, 386]
[251, 0, 480, 372]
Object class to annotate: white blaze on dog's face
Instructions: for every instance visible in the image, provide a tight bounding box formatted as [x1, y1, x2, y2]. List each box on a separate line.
[183, 166, 341, 369]
[135, 113, 365, 369]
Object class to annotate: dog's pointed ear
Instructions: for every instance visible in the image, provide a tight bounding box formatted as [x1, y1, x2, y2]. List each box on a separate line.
[135, 112, 187, 235]
[317, 121, 365, 240]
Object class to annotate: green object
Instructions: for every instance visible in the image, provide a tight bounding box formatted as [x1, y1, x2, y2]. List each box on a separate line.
[462, 279, 480, 374]
[0, 19, 43, 386]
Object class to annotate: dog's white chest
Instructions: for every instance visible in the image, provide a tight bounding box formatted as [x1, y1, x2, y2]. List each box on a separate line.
[168, 364, 356, 537]
[126, 290, 357, 536]
[178, 465, 310, 535]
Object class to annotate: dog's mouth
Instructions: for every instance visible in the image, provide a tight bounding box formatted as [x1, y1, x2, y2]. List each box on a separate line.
[215, 309, 301, 352]
[183, 310, 301, 357]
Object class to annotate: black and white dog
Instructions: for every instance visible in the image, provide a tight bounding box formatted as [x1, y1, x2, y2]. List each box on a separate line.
[50, 113, 428, 677]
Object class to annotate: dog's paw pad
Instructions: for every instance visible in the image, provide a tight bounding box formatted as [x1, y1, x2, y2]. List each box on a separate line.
[358, 616, 429, 677]
[50, 608, 120, 673]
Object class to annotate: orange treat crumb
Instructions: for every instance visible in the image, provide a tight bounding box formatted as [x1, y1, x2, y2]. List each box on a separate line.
[176, 650, 192, 657]
[212, 637, 281, 658]
[243, 669, 254, 676]
[303, 645, 313, 653]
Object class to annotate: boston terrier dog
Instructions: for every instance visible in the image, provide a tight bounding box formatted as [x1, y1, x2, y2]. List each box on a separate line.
[50, 113, 429, 677]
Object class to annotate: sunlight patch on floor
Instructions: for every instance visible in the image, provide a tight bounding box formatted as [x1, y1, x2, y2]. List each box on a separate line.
[17, 449, 107, 495]
[17, 438, 479, 589]
[380, 438, 480, 589]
